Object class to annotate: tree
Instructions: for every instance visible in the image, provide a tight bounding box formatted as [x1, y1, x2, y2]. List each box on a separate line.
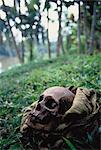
[24, 0, 44, 61]
[1, 0, 22, 62]
[81, 0, 100, 54]
[83, 1, 88, 53]
[44, 0, 51, 58]
[16, 0, 25, 63]
[24, 0, 34, 61]
[47, 9, 51, 58]
[77, 1, 81, 53]
[0, 31, 3, 45]
[0, 19, 4, 45]
[88, 1, 97, 55]
[56, 0, 65, 56]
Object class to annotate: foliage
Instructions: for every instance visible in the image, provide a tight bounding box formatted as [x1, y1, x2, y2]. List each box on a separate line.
[0, 0, 100, 62]
[63, 138, 77, 150]
[0, 54, 101, 149]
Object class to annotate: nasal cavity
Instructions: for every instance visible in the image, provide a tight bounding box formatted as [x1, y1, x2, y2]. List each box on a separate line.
[36, 103, 41, 111]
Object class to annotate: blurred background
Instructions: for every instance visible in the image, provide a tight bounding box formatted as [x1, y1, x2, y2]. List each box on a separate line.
[0, 0, 101, 72]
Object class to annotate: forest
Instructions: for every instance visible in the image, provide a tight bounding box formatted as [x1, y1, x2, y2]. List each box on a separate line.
[0, 0, 101, 150]
[0, 0, 101, 62]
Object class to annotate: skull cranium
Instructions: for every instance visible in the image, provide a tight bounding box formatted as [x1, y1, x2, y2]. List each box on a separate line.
[26, 86, 75, 131]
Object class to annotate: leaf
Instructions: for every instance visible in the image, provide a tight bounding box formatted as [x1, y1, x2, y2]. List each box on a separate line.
[63, 137, 77, 150]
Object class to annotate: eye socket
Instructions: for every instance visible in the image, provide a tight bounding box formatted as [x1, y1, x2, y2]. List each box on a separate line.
[45, 97, 57, 109]
[38, 95, 44, 102]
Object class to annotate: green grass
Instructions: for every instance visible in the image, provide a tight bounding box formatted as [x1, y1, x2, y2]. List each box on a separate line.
[0, 54, 101, 149]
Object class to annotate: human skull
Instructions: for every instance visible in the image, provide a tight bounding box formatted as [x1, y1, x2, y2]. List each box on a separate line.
[25, 86, 75, 131]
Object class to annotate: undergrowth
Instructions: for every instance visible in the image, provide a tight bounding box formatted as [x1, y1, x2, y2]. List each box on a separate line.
[0, 54, 101, 149]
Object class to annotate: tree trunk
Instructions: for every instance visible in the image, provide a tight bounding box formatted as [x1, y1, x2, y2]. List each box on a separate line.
[2, 0, 21, 62]
[18, 0, 25, 63]
[42, 27, 45, 45]
[21, 32, 25, 63]
[83, 1, 88, 53]
[47, 9, 51, 59]
[14, 0, 17, 11]
[88, 1, 97, 55]
[61, 36, 65, 54]
[77, 1, 81, 53]
[56, 28, 61, 57]
[56, 1, 62, 57]
[29, 33, 33, 61]
[25, 0, 34, 61]
[35, 28, 40, 45]
[60, 1, 65, 55]
[0, 31, 3, 45]
[56, 0, 65, 57]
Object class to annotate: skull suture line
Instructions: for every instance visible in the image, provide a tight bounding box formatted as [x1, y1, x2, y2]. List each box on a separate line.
[25, 86, 75, 131]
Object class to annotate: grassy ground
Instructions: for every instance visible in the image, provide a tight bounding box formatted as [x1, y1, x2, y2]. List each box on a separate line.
[0, 54, 101, 149]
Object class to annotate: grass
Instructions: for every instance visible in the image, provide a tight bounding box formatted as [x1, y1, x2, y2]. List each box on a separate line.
[0, 54, 101, 149]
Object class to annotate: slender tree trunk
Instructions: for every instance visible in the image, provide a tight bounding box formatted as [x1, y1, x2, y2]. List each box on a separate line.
[83, 1, 88, 53]
[21, 32, 25, 63]
[2, 0, 21, 62]
[88, 1, 97, 55]
[61, 36, 65, 54]
[36, 28, 40, 45]
[35, 3, 41, 45]
[42, 27, 45, 45]
[18, 0, 25, 63]
[0, 31, 3, 45]
[60, 1, 65, 55]
[56, 0, 65, 57]
[29, 33, 33, 61]
[47, 9, 51, 59]
[77, 1, 81, 53]
[14, 0, 17, 11]
[56, 1, 62, 57]
[25, 0, 34, 61]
